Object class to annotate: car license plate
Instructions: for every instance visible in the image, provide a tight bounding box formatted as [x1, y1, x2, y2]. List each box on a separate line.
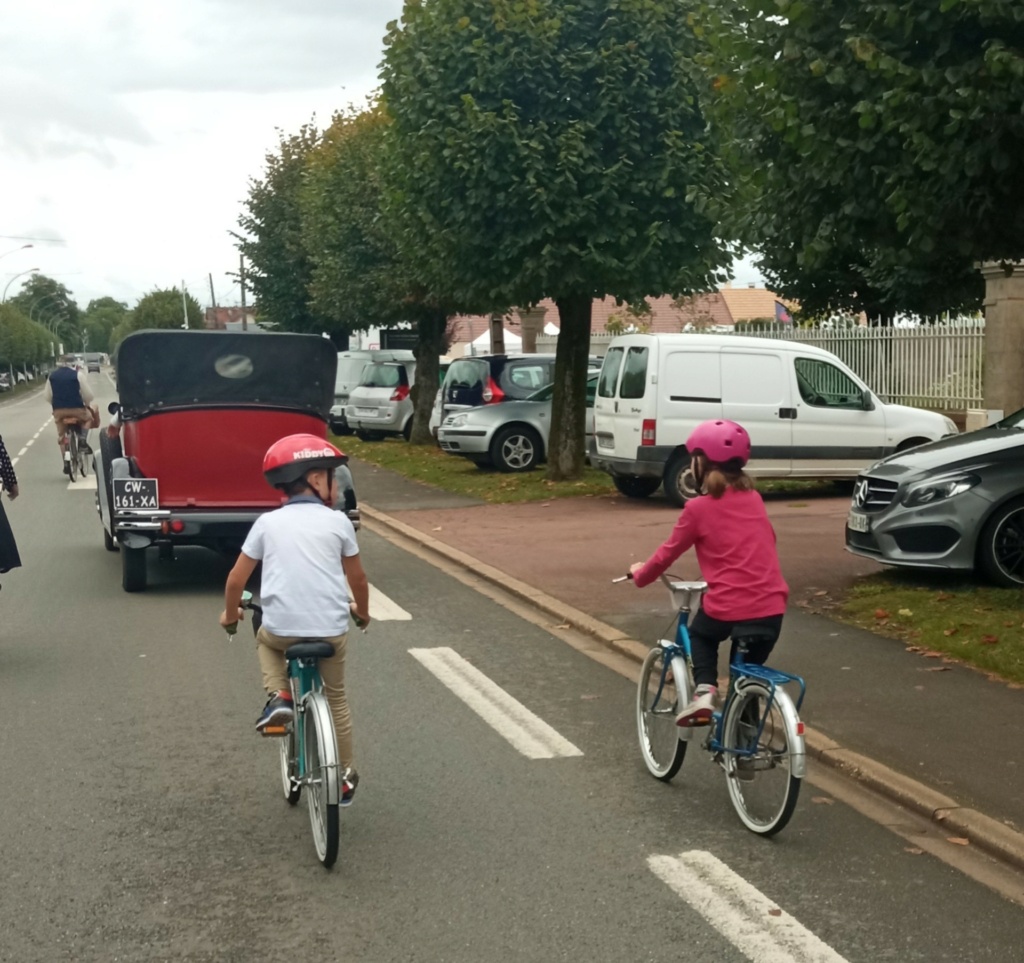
[847, 510, 870, 533]
[113, 478, 159, 511]
[356, 407, 377, 417]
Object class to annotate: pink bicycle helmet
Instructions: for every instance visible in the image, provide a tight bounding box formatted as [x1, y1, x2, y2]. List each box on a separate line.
[686, 420, 751, 467]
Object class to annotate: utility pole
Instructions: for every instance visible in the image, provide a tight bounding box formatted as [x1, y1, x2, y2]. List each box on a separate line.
[208, 273, 217, 329]
[239, 254, 248, 331]
[181, 280, 189, 330]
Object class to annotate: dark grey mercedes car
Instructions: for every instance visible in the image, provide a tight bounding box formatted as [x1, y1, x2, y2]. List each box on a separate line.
[845, 410, 1024, 586]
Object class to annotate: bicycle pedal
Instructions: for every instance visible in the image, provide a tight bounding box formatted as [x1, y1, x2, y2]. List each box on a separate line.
[260, 725, 289, 737]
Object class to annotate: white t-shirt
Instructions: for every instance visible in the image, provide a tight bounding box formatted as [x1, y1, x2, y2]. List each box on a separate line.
[241, 497, 360, 637]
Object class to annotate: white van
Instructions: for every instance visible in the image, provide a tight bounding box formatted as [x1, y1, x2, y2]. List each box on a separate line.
[330, 349, 415, 434]
[591, 334, 957, 505]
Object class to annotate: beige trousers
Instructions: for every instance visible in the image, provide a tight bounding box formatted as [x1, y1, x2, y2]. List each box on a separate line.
[256, 625, 354, 770]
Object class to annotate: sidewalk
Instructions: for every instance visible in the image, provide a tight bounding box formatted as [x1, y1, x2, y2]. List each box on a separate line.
[351, 459, 1024, 869]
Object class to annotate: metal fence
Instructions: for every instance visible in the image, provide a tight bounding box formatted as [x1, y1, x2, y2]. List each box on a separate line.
[725, 321, 985, 409]
[542, 320, 986, 410]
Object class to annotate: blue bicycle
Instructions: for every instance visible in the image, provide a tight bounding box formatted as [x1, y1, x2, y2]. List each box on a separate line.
[624, 574, 807, 836]
[228, 591, 342, 867]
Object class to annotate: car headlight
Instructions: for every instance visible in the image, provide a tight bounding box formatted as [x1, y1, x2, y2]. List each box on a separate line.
[942, 416, 959, 435]
[446, 414, 468, 428]
[901, 474, 979, 508]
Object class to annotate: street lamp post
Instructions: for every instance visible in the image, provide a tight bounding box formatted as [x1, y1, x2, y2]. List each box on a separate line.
[0, 243, 32, 262]
[1, 267, 39, 302]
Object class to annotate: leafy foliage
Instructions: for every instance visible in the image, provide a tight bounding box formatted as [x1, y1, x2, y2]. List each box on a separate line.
[700, 0, 1024, 319]
[0, 302, 53, 368]
[111, 288, 202, 349]
[381, 0, 729, 476]
[82, 297, 129, 354]
[300, 103, 456, 442]
[8, 274, 82, 347]
[236, 124, 331, 337]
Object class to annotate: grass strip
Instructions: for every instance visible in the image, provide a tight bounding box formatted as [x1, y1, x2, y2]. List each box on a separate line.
[839, 571, 1024, 685]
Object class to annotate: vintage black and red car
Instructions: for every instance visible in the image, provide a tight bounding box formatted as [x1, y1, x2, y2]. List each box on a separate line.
[96, 329, 357, 592]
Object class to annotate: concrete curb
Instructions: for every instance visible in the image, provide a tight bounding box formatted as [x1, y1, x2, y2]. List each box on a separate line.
[363, 502, 1024, 874]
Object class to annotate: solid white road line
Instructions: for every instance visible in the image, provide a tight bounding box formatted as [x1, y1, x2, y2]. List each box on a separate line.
[368, 583, 411, 621]
[648, 851, 848, 963]
[409, 647, 583, 760]
[67, 476, 98, 492]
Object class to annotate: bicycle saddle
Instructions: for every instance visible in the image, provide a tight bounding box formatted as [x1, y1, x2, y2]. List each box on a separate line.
[285, 642, 336, 661]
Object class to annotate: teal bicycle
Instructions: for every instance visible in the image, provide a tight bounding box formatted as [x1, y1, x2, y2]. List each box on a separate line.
[620, 574, 807, 836]
[228, 592, 342, 867]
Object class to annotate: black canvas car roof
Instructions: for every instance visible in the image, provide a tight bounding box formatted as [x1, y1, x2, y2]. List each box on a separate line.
[115, 330, 336, 420]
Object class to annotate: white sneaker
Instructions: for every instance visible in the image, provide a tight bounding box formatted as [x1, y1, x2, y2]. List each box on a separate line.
[676, 684, 717, 727]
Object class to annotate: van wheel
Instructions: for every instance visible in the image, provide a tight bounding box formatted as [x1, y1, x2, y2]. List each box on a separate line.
[356, 430, 385, 442]
[664, 455, 700, 508]
[402, 419, 413, 441]
[613, 475, 661, 499]
[491, 426, 541, 472]
[122, 547, 147, 592]
[896, 437, 930, 453]
[978, 498, 1024, 587]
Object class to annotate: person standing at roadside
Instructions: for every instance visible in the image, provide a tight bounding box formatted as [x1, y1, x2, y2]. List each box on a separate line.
[0, 434, 22, 586]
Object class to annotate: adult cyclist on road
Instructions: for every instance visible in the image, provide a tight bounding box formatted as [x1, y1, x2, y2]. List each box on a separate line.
[45, 355, 98, 474]
[219, 434, 370, 806]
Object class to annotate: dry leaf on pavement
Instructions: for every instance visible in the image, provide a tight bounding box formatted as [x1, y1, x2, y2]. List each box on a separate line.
[768, 909, 782, 917]
[874, 609, 890, 620]
[904, 847, 924, 855]
[946, 837, 970, 846]
[943, 627, 958, 637]
[925, 666, 951, 672]
[980, 635, 1000, 645]
[811, 796, 835, 805]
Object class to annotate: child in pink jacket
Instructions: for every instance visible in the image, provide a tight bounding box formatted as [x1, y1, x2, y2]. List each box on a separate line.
[630, 420, 788, 726]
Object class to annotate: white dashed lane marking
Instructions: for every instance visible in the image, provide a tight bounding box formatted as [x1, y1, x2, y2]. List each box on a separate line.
[648, 851, 849, 963]
[409, 647, 583, 759]
[368, 583, 411, 621]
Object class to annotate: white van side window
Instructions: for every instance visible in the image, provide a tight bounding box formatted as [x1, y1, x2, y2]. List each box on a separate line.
[794, 357, 865, 409]
[598, 348, 624, 398]
[721, 352, 784, 404]
[619, 347, 649, 399]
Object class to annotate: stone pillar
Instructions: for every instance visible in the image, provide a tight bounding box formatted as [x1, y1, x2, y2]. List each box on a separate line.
[517, 306, 548, 354]
[981, 260, 1024, 420]
[488, 312, 506, 354]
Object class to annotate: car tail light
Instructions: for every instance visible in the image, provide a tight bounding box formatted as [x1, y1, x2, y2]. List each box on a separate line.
[641, 419, 656, 446]
[390, 385, 410, 402]
[171, 519, 185, 533]
[481, 377, 505, 404]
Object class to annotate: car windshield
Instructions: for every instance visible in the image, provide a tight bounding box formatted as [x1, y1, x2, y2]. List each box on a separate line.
[359, 363, 404, 388]
[999, 408, 1024, 430]
[445, 359, 487, 389]
[335, 359, 370, 389]
[527, 374, 599, 403]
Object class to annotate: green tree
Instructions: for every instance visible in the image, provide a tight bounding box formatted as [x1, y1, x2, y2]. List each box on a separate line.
[381, 0, 728, 478]
[127, 288, 203, 335]
[700, 0, 1024, 320]
[300, 102, 456, 444]
[236, 124, 335, 337]
[82, 297, 129, 354]
[0, 302, 53, 369]
[9, 274, 82, 347]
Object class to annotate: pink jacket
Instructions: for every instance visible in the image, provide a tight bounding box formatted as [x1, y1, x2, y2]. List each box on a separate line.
[633, 488, 788, 621]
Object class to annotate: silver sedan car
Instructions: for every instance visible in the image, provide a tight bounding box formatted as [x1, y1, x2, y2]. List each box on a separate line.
[438, 376, 597, 472]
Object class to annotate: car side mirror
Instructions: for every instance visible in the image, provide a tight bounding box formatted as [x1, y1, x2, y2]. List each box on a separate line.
[108, 401, 121, 415]
[861, 390, 875, 411]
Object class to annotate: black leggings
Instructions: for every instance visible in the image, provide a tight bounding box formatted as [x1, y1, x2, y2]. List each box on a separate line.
[688, 610, 784, 688]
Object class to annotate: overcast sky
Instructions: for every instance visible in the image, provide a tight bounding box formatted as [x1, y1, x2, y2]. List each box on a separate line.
[0, 0, 760, 314]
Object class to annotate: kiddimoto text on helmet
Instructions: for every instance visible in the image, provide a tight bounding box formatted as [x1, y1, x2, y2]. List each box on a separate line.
[291, 447, 337, 460]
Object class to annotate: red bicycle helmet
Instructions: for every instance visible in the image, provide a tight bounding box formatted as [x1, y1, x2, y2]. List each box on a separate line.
[262, 434, 348, 488]
[686, 420, 751, 467]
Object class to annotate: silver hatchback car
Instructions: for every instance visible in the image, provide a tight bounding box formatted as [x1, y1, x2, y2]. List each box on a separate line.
[438, 375, 598, 471]
[345, 361, 415, 441]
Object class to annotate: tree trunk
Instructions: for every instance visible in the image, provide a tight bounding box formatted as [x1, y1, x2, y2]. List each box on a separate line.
[409, 309, 449, 445]
[546, 294, 593, 481]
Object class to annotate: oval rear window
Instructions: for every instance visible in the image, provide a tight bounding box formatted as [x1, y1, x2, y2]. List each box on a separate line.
[214, 354, 254, 379]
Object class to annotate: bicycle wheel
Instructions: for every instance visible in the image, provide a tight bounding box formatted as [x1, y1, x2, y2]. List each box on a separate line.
[636, 646, 688, 780]
[302, 692, 339, 867]
[66, 432, 79, 482]
[279, 725, 301, 805]
[722, 683, 802, 836]
[77, 434, 89, 478]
